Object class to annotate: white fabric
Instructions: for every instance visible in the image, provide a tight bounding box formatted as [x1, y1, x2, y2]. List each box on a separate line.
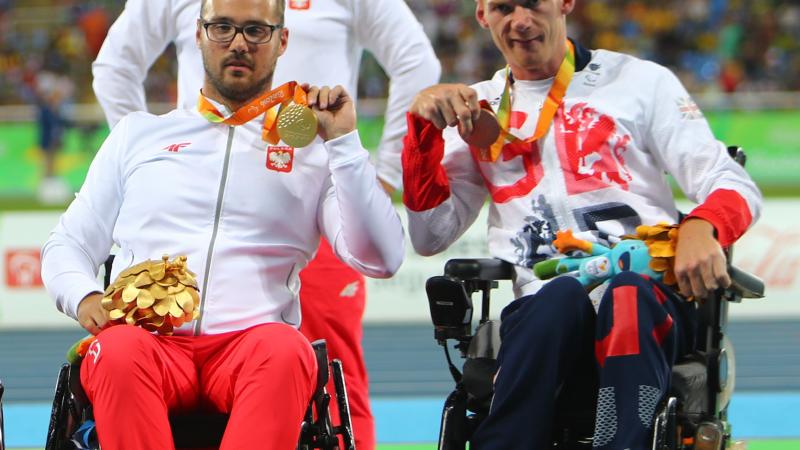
[41, 103, 404, 334]
[91, 0, 441, 189]
[407, 50, 762, 296]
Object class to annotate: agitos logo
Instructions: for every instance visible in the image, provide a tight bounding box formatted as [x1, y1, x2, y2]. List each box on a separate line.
[5, 249, 43, 288]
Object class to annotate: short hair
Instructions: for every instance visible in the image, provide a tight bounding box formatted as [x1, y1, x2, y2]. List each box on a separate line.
[200, 0, 285, 23]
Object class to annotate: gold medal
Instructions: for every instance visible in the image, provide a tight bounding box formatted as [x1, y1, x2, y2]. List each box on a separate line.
[276, 101, 318, 148]
[462, 108, 501, 149]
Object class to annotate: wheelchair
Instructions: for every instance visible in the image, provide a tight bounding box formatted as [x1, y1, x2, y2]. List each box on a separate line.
[46, 260, 356, 450]
[425, 147, 766, 450]
[1, 378, 5, 450]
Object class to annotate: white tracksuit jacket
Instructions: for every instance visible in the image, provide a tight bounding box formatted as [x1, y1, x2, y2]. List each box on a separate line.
[404, 49, 762, 297]
[41, 101, 404, 334]
[91, 0, 441, 190]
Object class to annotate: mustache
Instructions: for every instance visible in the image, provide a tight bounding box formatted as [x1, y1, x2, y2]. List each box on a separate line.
[222, 55, 253, 68]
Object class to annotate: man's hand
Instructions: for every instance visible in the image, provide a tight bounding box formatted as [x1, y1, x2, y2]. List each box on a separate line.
[674, 218, 731, 300]
[306, 85, 356, 141]
[77, 292, 110, 335]
[409, 84, 481, 139]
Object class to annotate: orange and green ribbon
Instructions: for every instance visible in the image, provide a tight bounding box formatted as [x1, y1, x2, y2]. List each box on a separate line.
[485, 40, 576, 162]
[197, 81, 309, 144]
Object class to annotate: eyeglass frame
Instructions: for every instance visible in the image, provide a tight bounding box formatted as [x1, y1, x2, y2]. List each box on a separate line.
[200, 19, 284, 45]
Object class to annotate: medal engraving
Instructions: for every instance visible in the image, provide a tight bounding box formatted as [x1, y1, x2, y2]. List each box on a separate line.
[277, 102, 318, 148]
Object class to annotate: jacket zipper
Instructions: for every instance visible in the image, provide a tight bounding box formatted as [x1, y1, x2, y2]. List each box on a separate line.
[194, 126, 235, 335]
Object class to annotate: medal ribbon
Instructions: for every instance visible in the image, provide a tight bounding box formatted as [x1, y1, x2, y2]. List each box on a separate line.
[486, 40, 575, 162]
[197, 81, 309, 144]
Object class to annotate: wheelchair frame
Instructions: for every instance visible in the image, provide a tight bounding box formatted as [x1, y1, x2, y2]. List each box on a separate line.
[1, 379, 5, 450]
[425, 147, 765, 450]
[45, 338, 355, 450]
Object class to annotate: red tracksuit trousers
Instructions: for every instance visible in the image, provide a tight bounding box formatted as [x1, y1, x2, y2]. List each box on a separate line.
[81, 323, 318, 450]
[300, 239, 374, 450]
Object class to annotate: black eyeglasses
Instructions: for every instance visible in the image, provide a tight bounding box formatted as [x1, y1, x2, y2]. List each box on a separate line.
[201, 20, 283, 44]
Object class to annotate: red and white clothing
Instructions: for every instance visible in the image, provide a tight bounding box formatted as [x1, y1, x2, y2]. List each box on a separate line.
[404, 48, 761, 298]
[41, 102, 403, 448]
[404, 43, 762, 450]
[92, 2, 439, 446]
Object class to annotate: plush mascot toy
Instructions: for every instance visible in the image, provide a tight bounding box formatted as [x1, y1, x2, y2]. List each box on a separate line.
[533, 224, 679, 290]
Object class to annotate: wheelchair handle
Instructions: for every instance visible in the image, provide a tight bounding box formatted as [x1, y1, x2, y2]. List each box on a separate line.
[728, 265, 765, 299]
[444, 258, 514, 281]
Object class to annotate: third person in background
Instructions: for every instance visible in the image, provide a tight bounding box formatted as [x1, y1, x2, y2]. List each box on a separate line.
[92, 0, 441, 447]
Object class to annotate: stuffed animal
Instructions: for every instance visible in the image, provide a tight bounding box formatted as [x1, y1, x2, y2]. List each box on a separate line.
[533, 224, 679, 289]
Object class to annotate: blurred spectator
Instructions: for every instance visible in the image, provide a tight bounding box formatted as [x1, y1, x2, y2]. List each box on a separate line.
[34, 67, 74, 204]
[0, 0, 798, 106]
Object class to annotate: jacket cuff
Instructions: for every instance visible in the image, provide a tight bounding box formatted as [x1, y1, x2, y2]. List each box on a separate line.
[324, 130, 369, 169]
[402, 113, 451, 211]
[684, 188, 753, 247]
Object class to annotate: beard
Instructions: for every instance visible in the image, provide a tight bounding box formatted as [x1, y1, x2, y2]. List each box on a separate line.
[203, 55, 273, 105]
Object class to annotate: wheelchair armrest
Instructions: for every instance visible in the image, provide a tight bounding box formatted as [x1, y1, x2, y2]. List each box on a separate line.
[444, 258, 514, 281]
[727, 265, 765, 299]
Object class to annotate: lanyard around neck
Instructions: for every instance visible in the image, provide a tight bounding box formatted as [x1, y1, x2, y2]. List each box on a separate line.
[197, 81, 309, 144]
[484, 40, 575, 162]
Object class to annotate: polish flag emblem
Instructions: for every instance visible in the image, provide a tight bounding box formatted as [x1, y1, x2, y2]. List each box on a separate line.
[289, 0, 310, 10]
[267, 146, 294, 172]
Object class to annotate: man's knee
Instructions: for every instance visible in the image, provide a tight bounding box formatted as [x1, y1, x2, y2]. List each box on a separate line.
[500, 276, 592, 343]
[83, 325, 158, 373]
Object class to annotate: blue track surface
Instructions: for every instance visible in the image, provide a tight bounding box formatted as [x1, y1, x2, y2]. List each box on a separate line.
[4, 393, 800, 447]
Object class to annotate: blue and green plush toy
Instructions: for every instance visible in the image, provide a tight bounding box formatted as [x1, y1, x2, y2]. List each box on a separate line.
[533, 230, 664, 288]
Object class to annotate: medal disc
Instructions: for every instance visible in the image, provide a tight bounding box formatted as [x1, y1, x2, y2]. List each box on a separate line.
[462, 108, 501, 149]
[277, 102, 318, 148]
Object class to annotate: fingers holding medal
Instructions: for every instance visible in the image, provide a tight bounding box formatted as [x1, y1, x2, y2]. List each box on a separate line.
[306, 84, 356, 142]
[408, 84, 487, 143]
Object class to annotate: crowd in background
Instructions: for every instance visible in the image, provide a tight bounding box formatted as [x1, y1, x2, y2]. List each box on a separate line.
[0, 0, 798, 109]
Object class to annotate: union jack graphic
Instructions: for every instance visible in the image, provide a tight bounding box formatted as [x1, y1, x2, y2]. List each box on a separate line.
[676, 97, 703, 120]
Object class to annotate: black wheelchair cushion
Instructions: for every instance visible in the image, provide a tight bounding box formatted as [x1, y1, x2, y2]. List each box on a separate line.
[670, 356, 708, 421]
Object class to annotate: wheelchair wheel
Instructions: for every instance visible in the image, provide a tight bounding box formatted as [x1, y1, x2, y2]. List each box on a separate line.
[46, 365, 74, 450]
[438, 389, 469, 450]
[652, 397, 678, 450]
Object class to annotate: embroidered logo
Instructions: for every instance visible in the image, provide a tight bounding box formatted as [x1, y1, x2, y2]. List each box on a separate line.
[87, 340, 101, 364]
[677, 97, 703, 120]
[289, 0, 310, 9]
[339, 281, 360, 298]
[267, 146, 294, 172]
[164, 142, 190, 152]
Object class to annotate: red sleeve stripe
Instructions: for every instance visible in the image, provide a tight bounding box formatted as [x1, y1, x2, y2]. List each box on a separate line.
[685, 188, 753, 247]
[401, 113, 452, 212]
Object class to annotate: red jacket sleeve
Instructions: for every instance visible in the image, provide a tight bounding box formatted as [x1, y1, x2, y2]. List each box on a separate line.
[401, 113, 452, 212]
[684, 188, 753, 247]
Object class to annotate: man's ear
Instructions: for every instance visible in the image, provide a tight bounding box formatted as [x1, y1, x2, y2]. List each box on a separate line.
[277, 27, 289, 56]
[561, 0, 576, 15]
[196, 19, 203, 47]
[475, 0, 490, 29]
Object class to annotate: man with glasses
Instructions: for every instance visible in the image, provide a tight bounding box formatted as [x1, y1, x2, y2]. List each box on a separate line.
[42, 0, 404, 448]
[92, 1, 439, 446]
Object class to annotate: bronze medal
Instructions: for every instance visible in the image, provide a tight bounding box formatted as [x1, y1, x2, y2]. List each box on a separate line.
[462, 108, 501, 149]
[276, 101, 318, 148]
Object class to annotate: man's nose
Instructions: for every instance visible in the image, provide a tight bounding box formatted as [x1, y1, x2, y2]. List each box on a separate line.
[228, 30, 250, 52]
[510, 6, 534, 31]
